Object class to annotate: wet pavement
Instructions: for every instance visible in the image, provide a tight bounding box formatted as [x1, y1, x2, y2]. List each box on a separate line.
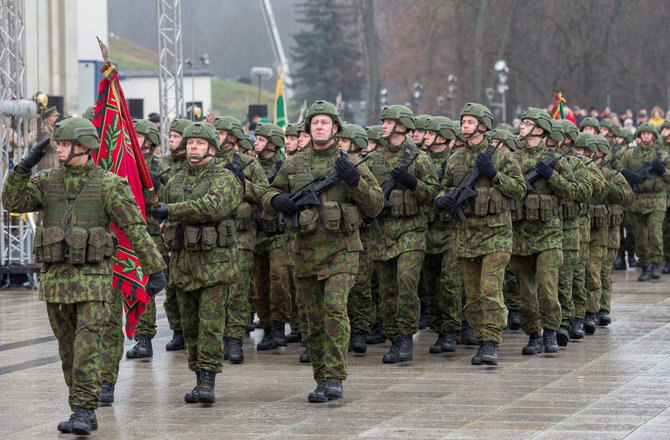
[1, 269, 669, 439]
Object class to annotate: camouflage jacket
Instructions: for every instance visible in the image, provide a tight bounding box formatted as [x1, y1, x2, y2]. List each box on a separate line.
[143, 151, 171, 238]
[160, 159, 243, 290]
[602, 165, 634, 249]
[512, 142, 580, 255]
[561, 153, 593, 251]
[367, 137, 439, 261]
[262, 142, 383, 280]
[617, 144, 670, 213]
[158, 152, 188, 181]
[216, 147, 270, 251]
[256, 153, 286, 253]
[2, 161, 166, 303]
[425, 148, 452, 254]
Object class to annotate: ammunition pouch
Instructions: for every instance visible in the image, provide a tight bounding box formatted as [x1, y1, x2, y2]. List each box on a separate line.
[636, 176, 666, 193]
[297, 202, 361, 234]
[589, 204, 609, 229]
[609, 204, 624, 228]
[562, 200, 579, 220]
[34, 225, 117, 264]
[521, 194, 559, 222]
[386, 189, 420, 218]
[236, 201, 254, 231]
[164, 219, 237, 251]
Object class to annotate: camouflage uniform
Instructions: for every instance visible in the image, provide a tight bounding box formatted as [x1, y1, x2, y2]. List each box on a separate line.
[2, 160, 165, 411]
[262, 142, 384, 384]
[368, 137, 439, 342]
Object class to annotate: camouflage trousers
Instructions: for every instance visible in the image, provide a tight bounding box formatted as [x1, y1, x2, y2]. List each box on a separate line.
[629, 211, 666, 266]
[252, 248, 291, 327]
[586, 242, 607, 315]
[348, 247, 376, 334]
[430, 249, 463, 334]
[459, 252, 509, 344]
[178, 283, 228, 373]
[47, 300, 109, 410]
[558, 250, 579, 327]
[295, 272, 356, 383]
[288, 264, 307, 331]
[599, 247, 618, 314]
[573, 215, 591, 320]
[664, 207, 670, 260]
[134, 286, 182, 338]
[100, 288, 123, 385]
[503, 268, 521, 311]
[512, 249, 563, 334]
[224, 249, 252, 340]
[622, 215, 636, 259]
[376, 250, 424, 339]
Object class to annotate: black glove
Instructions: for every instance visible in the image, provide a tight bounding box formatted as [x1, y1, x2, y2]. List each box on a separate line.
[621, 169, 640, 186]
[146, 271, 167, 297]
[535, 161, 555, 180]
[224, 163, 246, 192]
[150, 202, 169, 221]
[334, 157, 360, 187]
[651, 158, 666, 176]
[271, 193, 298, 216]
[436, 194, 457, 212]
[149, 172, 161, 191]
[17, 137, 50, 172]
[390, 168, 417, 189]
[475, 153, 497, 180]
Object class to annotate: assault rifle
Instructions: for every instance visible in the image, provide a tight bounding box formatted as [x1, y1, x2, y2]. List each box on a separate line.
[437, 159, 448, 183]
[523, 149, 570, 191]
[266, 159, 283, 184]
[629, 147, 663, 191]
[288, 152, 372, 228]
[446, 143, 498, 222]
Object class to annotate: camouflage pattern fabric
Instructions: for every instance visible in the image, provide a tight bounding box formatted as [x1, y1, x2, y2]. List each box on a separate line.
[628, 211, 666, 266]
[503, 269, 521, 311]
[252, 247, 291, 327]
[558, 250, 579, 326]
[165, 286, 182, 331]
[347, 226, 376, 334]
[100, 289, 124, 385]
[47, 301, 109, 410]
[436, 243, 464, 333]
[178, 283, 228, 373]
[573, 215, 591, 320]
[225, 248, 253, 340]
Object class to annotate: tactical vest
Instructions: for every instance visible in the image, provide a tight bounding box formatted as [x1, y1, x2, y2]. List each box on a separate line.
[369, 146, 421, 218]
[223, 150, 255, 233]
[288, 151, 361, 234]
[34, 167, 117, 264]
[629, 146, 665, 193]
[511, 151, 560, 223]
[446, 147, 508, 222]
[163, 167, 237, 251]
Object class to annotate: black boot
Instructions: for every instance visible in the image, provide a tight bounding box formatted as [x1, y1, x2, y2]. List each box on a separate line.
[126, 335, 152, 359]
[382, 338, 401, 364]
[461, 322, 478, 346]
[166, 330, 185, 351]
[307, 381, 328, 403]
[663, 260, 670, 274]
[430, 333, 448, 354]
[366, 322, 386, 344]
[286, 327, 302, 343]
[651, 262, 662, 279]
[351, 333, 367, 353]
[299, 345, 311, 363]
[223, 337, 230, 361]
[507, 309, 521, 330]
[272, 320, 287, 347]
[556, 326, 570, 347]
[472, 341, 499, 365]
[99, 380, 115, 405]
[417, 304, 431, 329]
[569, 319, 585, 339]
[324, 378, 343, 399]
[639, 264, 652, 282]
[442, 332, 458, 352]
[228, 338, 244, 364]
[613, 250, 626, 270]
[398, 334, 413, 362]
[184, 371, 201, 403]
[628, 253, 638, 268]
[522, 331, 543, 355]
[197, 370, 216, 404]
[543, 329, 559, 353]
[57, 413, 75, 433]
[71, 407, 98, 436]
[597, 309, 611, 326]
[256, 327, 275, 350]
[583, 312, 598, 335]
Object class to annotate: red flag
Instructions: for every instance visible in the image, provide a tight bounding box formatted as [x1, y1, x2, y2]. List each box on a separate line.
[90, 64, 150, 338]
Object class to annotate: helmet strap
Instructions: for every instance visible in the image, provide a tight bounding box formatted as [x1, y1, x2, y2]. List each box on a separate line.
[60, 144, 91, 166]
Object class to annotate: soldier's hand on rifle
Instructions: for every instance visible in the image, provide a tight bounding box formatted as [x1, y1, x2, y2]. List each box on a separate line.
[17, 137, 50, 172]
[150, 172, 161, 191]
[390, 167, 417, 189]
[334, 157, 360, 187]
[436, 194, 457, 212]
[224, 163, 246, 192]
[475, 153, 497, 179]
[651, 158, 666, 176]
[535, 161, 554, 180]
[146, 271, 167, 297]
[271, 193, 298, 216]
[150, 202, 169, 221]
[621, 169, 640, 186]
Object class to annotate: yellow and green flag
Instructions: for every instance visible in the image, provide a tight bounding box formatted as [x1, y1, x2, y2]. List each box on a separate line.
[274, 71, 287, 129]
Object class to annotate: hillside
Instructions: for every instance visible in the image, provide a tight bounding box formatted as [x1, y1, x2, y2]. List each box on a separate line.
[108, 34, 158, 70]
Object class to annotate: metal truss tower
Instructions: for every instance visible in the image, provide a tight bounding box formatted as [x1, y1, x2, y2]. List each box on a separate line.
[156, 0, 185, 151]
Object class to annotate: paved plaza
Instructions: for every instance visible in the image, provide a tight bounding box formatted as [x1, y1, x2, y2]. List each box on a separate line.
[1, 269, 669, 439]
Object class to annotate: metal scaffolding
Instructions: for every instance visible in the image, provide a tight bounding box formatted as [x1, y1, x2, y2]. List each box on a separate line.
[156, 0, 185, 151]
[0, 0, 36, 278]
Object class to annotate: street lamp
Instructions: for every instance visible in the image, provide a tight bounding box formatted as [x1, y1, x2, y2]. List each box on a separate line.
[493, 60, 509, 123]
[250, 67, 274, 105]
[412, 82, 422, 113]
[447, 74, 458, 119]
[380, 88, 389, 107]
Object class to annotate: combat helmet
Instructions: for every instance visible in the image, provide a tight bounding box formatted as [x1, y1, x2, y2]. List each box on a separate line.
[520, 107, 553, 135]
[284, 123, 300, 138]
[179, 122, 220, 151]
[635, 122, 658, 139]
[213, 116, 245, 142]
[488, 128, 516, 151]
[460, 103, 494, 130]
[255, 123, 286, 148]
[380, 104, 415, 130]
[338, 124, 368, 150]
[574, 132, 597, 153]
[304, 100, 343, 134]
[53, 117, 100, 151]
[579, 116, 600, 132]
[134, 119, 160, 147]
[425, 116, 456, 141]
[548, 119, 565, 143]
[169, 118, 192, 135]
[592, 135, 610, 155]
[237, 131, 253, 151]
[82, 106, 95, 121]
[414, 114, 432, 131]
[560, 119, 579, 143]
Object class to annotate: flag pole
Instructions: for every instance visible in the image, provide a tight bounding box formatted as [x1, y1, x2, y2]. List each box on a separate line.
[97, 37, 160, 208]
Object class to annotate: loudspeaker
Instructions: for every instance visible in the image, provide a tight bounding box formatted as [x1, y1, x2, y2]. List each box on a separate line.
[248, 104, 268, 122]
[127, 99, 144, 119]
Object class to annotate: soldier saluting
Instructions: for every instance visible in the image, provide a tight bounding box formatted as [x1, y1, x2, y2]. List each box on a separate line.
[2, 118, 167, 435]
